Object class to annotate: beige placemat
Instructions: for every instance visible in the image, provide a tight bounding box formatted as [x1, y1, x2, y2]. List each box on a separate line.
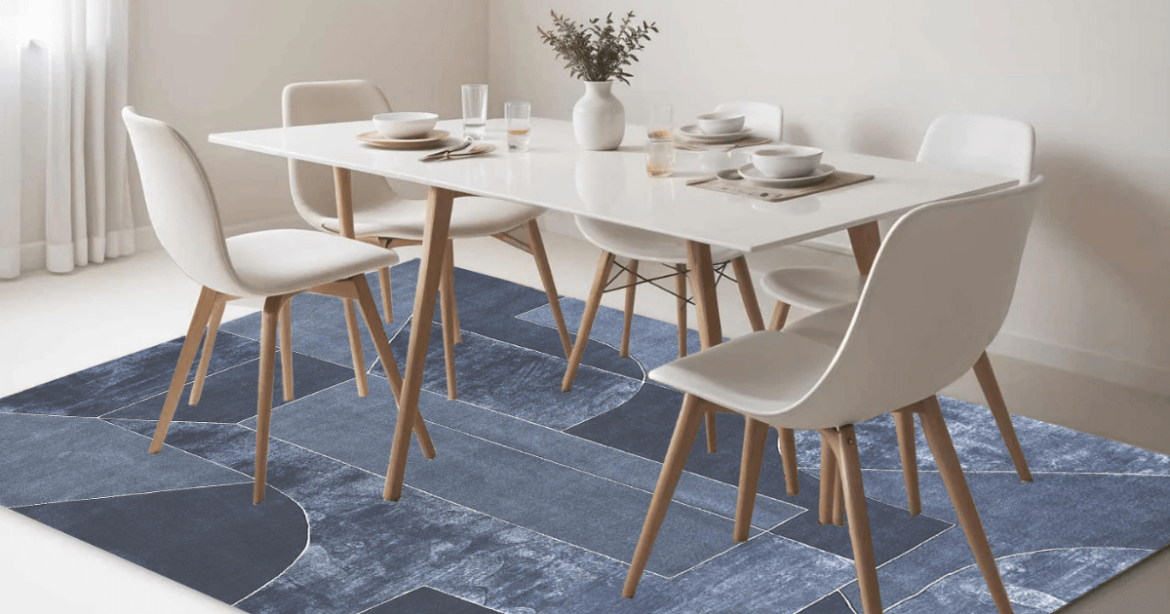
[688, 170, 874, 202]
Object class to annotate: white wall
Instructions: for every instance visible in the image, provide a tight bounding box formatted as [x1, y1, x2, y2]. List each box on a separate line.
[487, 0, 1170, 392]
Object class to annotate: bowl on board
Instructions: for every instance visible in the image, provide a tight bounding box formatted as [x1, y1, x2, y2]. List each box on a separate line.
[373, 112, 439, 139]
[695, 112, 745, 135]
[750, 145, 824, 179]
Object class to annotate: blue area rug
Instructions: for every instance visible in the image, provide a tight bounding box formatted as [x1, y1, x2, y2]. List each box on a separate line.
[2, 258, 1168, 614]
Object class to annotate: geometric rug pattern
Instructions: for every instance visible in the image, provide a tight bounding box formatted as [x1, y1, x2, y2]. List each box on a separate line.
[2, 258, 1168, 613]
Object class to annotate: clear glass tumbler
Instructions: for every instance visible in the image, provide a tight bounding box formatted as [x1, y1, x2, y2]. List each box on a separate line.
[505, 101, 531, 152]
[461, 84, 488, 140]
[646, 103, 674, 177]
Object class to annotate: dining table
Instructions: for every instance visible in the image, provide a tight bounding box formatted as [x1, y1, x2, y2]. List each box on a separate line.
[208, 117, 1017, 501]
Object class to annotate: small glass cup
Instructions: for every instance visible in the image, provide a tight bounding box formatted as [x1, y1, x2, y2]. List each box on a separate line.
[505, 101, 531, 152]
[646, 104, 674, 177]
[461, 84, 488, 141]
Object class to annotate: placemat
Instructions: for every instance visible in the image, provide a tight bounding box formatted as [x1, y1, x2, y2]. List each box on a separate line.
[688, 170, 874, 202]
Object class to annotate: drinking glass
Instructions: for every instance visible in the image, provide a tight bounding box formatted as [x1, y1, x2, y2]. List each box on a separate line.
[505, 101, 531, 152]
[461, 84, 488, 140]
[646, 103, 674, 176]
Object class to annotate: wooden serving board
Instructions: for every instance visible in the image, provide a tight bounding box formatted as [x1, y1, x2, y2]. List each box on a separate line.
[689, 170, 874, 202]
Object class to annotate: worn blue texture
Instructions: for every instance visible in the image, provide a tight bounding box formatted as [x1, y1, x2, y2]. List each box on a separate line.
[3, 259, 1169, 614]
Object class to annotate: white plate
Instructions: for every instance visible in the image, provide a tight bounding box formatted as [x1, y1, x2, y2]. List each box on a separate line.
[357, 129, 451, 149]
[739, 163, 836, 188]
[677, 125, 754, 143]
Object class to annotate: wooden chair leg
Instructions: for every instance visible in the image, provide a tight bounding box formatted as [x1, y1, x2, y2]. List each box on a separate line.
[705, 410, 718, 453]
[350, 275, 436, 460]
[973, 352, 1032, 482]
[779, 428, 800, 495]
[377, 265, 393, 324]
[731, 256, 766, 332]
[894, 408, 922, 516]
[279, 299, 294, 402]
[444, 239, 462, 344]
[769, 301, 791, 331]
[150, 287, 219, 453]
[440, 241, 458, 400]
[674, 264, 688, 358]
[831, 425, 883, 614]
[735, 417, 770, 542]
[832, 464, 846, 527]
[918, 396, 1013, 614]
[562, 251, 616, 392]
[818, 433, 839, 525]
[526, 219, 573, 358]
[342, 299, 370, 397]
[620, 260, 639, 358]
[254, 295, 287, 504]
[189, 297, 227, 406]
[623, 394, 706, 598]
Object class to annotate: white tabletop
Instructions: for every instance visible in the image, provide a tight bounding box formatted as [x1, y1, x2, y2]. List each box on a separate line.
[210, 118, 1015, 253]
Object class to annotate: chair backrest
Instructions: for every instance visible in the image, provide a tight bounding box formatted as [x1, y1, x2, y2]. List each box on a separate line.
[917, 114, 1035, 184]
[122, 107, 247, 296]
[282, 80, 398, 229]
[714, 101, 783, 141]
[779, 176, 1043, 430]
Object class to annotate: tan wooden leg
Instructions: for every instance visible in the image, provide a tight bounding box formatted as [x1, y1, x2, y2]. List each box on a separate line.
[829, 425, 883, 614]
[384, 186, 455, 501]
[674, 264, 688, 358]
[917, 396, 1013, 614]
[440, 240, 458, 400]
[349, 275, 435, 460]
[732, 256, 766, 332]
[561, 251, 616, 392]
[769, 301, 791, 331]
[735, 417, 770, 542]
[832, 463, 846, 527]
[973, 351, 1032, 482]
[444, 239, 462, 344]
[377, 266, 393, 324]
[620, 260, 639, 358]
[342, 300, 370, 398]
[779, 427, 800, 495]
[254, 295, 288, 504]
[279, 299, 294, 402]
[894, 408, 922, 516]
[847, 221, 882, 276]
[150, 287, 219, 453]
[526, 220, 573, 358]
[623, 393, 706, 598]
[189, 297, 227, 406]
[687, 242, 723, 453]
[818, 433, 839, 525]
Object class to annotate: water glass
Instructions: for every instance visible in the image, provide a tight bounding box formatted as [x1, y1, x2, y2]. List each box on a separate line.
[505, 101, 531, 152]
[461, 84, 488, 140]
[646, 140, 675, 177]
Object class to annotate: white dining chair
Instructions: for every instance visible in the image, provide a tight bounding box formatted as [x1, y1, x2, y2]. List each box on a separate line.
[123, 108, 435, 504]
[760, 114, 1037, 489]
[276, 80, 572, 402]
[561, 102, 785, 463]
[624, 176, 1043, 614]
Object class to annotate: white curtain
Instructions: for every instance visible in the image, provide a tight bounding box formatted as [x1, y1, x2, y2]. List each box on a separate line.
[0, 0, 132, 279]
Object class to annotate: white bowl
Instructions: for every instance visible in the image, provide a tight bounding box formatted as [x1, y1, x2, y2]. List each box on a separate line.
[751, 145, 824, 179]
[373, 112, 439, 139]
[695, 112, 745, 135]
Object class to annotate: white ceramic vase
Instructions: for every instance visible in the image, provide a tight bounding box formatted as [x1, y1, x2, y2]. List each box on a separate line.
[573, 81, 625, 151]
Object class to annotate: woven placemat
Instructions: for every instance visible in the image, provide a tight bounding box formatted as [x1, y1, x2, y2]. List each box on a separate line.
[688, 170, 874, 202]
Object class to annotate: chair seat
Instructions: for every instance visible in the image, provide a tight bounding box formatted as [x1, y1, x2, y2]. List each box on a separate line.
[760, 266, 863, 311]
[225, 229, 399, 297]
[576, 217, 743, 264]
[322, 196, 544, 241]
[649, 331, 837, 427]
[784, 302, 858, 348]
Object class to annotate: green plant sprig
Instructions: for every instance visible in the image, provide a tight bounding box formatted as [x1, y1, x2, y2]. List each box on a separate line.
[537, 10, 658, 85]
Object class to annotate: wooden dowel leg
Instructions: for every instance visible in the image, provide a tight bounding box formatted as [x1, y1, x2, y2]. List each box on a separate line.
[623, 394, 706, 598]
[687, 242, 724, 454]
[150, 287, 218, 453]
[377, 266, 393, 324]
[818, 433, 839, 525]
[620, 260, 639, 358]
[779, 428, 800, 495]
[973, 352, 1032, 482]
[189, 297, 226, 406]
[440, 240, 458, 400]
[705, 411, 718, 453]
[444, 239, 462, 344]
[254, 295, 286, 504]
[735, 417, 770, 541]
[342, 299, 369, 397]
[674, 264, 688, 358]
[832, 426, 883, 614]
[279, 299, 294, 402]
[918, 396, 1013, 614]
[732, 256, 766, 332]
[769, 301, 791, 331]
[894, 409, 922, 516]
[561, 251, 616, 392]
[527, 220, 573, 358]
[832, 465, 846, 527]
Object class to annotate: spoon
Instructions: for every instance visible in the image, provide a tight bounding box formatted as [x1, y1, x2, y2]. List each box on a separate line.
[420, 139, 471, 162]
[446, 144, 494, 159]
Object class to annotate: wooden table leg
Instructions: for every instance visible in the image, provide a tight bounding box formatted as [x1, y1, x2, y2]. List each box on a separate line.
[847, 221, 881, 275]
[686, 242, 723, 452]
[383, 186, 455, 501]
